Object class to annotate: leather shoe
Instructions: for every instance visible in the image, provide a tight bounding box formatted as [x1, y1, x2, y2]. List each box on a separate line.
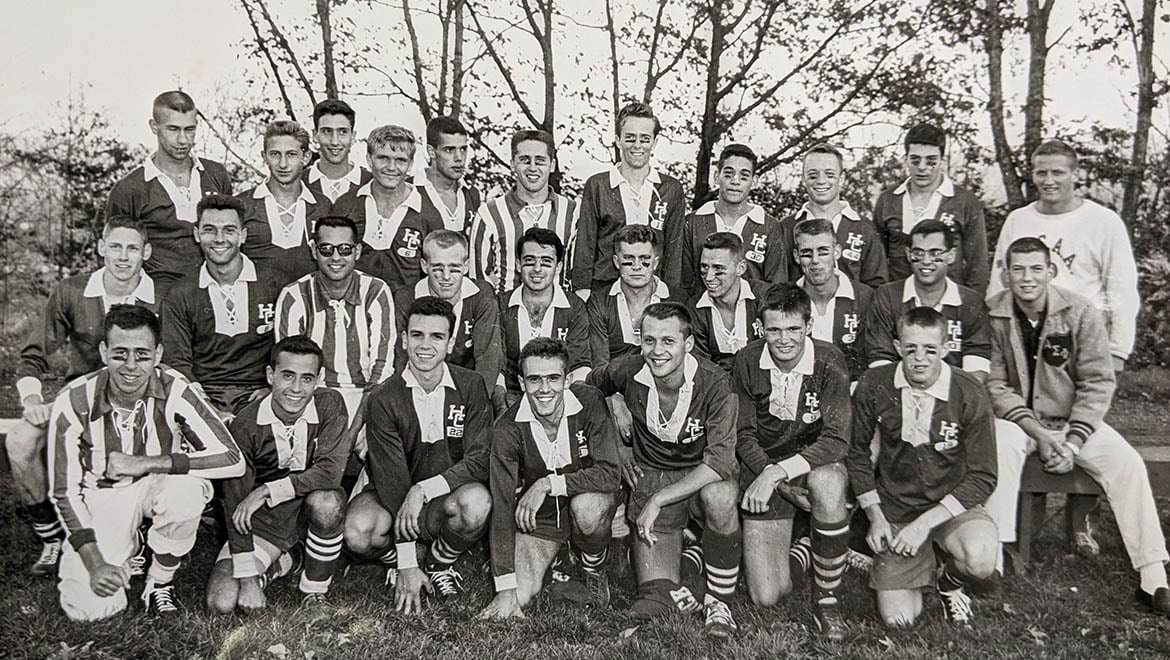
[1135, 586, 1170, 615]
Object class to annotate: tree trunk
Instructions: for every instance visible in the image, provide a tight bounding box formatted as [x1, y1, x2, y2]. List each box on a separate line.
[1023, 0, 1055, 191]
[540, 0, 556, 135]
[452, 0, 465, 116]
[402, 0, 433, 123]
[316, 0, 338, 99]
[606, 0, 621, 162]
[692, 1, 724, 207]
[1123, 0, 1157, 225]
[984, 0, 1026, 208]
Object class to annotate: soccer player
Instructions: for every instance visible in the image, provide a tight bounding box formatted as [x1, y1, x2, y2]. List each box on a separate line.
[240, 120, 333, 283]
[470, 129, 578, 294]
[275, 215, 396, 457]
[862, 220, 991, 379]
[11, 217, 156, 577]
[332, 125, 437, 290]
[48, 305, 244, 620]
[674, 144, 787, 297]
[206, 336, 351, 612]
[982, 238, 1170, 614]
[571, 102, 687, 294]
[418, 116, 481, 234]
[847, 307, 998, 628]
[688, 232, 770, 373]
[162, 194, 282, 416]
[782, 143, 887, 288]
[105, 90, 233, 298]
[873, 124, 989, 294]
[499, 228, 591, 408]
[480, 338, 621, 618]
[792, 218, 873, 381]
[305, 99, 371, 203]
[587, 302, 742, 638]
[732, 285, 852, 640]
[344, 297, 493, 613]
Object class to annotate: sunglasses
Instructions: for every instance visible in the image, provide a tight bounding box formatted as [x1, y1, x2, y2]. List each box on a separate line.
[316, 243, 357, 257]
[907, 248, 949, 262]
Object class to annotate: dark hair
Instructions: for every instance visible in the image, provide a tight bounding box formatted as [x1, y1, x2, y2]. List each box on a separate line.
[1031, 139, 1079, 167]
[427, 116, 469, 147]
[642, 301, 693, 338]
[264, 119, 311, 153]
[510, 129, 556, 161]
[1006, 237, 1051, 267]
[756, 283, 812, 324]
[408, 296, 456, 336]
[196, 194, 245, 226]
[422, 229, 469, 257]
[897, 306, 947, 340]
[614, 224, 658, 251]
[518, 337, 569, 376]
[103, 215, 149, 242]
[313, 215, 360, 243]
[904, 124, 946, 154]
[793, 217, 835, 242]
[908, 219, 955, 251]
[701, 231, 744, 259]
[616, 102, 661, 137]
[104, 304, 161, 346]
[802, 143, 845, 170]
[271, 335, 324, 371]
[152, 90, 195, 118]
[717, 143, 757, 172]
[517, 227, 564, 264]
[313, 99, 355, 129]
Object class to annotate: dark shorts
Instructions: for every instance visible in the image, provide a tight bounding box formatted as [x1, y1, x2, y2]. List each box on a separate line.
[249, 497, 304, 553]
[739, 472, 810, 521]
[527, 496, 573, 544]
[356, 481, 449, 542]
[626, 467, 705, 533]
[205, 385, 262, 415]
[869, 506, 995, 591]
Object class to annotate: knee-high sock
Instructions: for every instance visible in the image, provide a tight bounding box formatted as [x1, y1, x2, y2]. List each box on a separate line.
[789, 536, 812, 591]
[937, 561, 969, 592]
[23, 500, 64, 542]
[148, 553, 181, 584]
[427, 525, 479, 570]
[703, 530, 741, 601]
[574, 523, 612, 575]
[301, 528, 343, 593]
[811, 517, 849, 602]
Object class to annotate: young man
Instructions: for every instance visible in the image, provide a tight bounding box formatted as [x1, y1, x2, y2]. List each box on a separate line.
[480, 338, 620, 618]
[499, 228, 591, 408]
[305, 99, 371, 203]
[674, 144, 787, 297]
[162, 194, 281, 416]
[782, 143, 887, 288]
[587, 302, 742, 638]
[732, 285, 852, 641]
[105, 90, 233, 298]
[48, 305, 244, 620]
[470, 129, 578, 294]
[12, 217, 156, 577]
[863, 221, 991, 379]
[792, 218, 873, 381]
[344, 297, 493, 612]
[572, 102, 687, 294]
[275, 215, 397, 458]
[688, 232, 770, 373]
[332, 125, 438, 290]
[982, 238, 1169, 614]
[240, 120, 333, 283]
[847, 307, 997, 628]
[207, 336, 351, 612]
[418, 116, 481, 234]
[873, 124, 989, 294]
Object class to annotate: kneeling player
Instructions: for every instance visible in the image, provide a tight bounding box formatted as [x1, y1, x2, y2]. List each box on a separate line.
[206, 336, 352, 613]
[480, 339, 620, 618]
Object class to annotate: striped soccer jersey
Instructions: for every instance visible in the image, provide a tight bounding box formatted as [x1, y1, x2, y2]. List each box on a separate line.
[469, 190, 578, 294]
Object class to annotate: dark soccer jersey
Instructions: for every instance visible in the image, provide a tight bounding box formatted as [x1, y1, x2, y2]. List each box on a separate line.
[798, 276, 873, 381]
[585, 278, 681, 369]
[674, 203, 788, 298]
[498, 286, 591, 393]
[417, 180, 481, 235]
[782, 204, 888, 288]
[238, 184, 333, 284]
[689, 278, 771, 373]
[331, 184, 443, 290]
[303, 162, 372, 203]
[862, 277, 991, 373]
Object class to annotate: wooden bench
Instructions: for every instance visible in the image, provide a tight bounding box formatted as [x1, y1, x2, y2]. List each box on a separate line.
[1013, 444, 1170, 574]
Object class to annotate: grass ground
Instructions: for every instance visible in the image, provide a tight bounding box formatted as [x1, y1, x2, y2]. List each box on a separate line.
[0, 370, 1167, 659]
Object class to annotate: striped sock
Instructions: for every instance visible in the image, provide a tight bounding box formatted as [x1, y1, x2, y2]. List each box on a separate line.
[148, 553, 181, 584]
[579, 547, 608, 575]
[429, 528, 477, 569]
[811, 518, 849, 602]
[937, 562, 967, 592]
[703, 530, 741, 601]
[23, 501, 64, 542]
[789, 535, 812, 590]
[378, 545, 399, 566]
[302, 530, 343, 592]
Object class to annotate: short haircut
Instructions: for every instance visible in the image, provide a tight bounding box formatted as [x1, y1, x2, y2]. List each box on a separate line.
[793, 217, 835, 242]
[422, 229, 469, 257]
[616, 101, 661, 137]
[803, 142, 845, 170]
[196, 194, 245, 225]
[408, 295, 456, 336]
[904, 124, 947, 154]
[313, 99, 355, 129]
[897, 306, 947, 340]
[701, 231, 744, 259]
[313, 215, 359, 242]
[908, 219, 955, 251]
[105, 304, 161, 346]
[103, 215, 149, 241]
[1031, 139, 1079, 167]
[519, 337, 569, 376]
[1006, 237, 1051, 267]
[642, 301, 693, 338]
[717, 143, 757, 172]
[367, 125, 416, 157]
[756, 283, 812, 324]
[264, 119, 311, 153]
[510, 128, 556, 161]
[426, 116, 468, 147]
[271, 335, 324, 371]
[614, 224, 658, 251]
[517, 227, 564, 264]
[152, 90, 195, 119]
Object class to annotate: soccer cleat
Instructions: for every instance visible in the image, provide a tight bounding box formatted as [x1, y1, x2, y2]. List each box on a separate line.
[30, 539, 62, 578]
[703, 596, 738, 639]
[427, 567, 464, 597]
[584, 569, 611, 608]
[628, 582, 699, 619]
[812, 598, 848, 642]
[142, 580, 179, 616]
[128, 529, 149, 578]
[1135, 587, 1170, 615]
[937, 585, 974, 628]
[844, 548, 873, 574]
[301, 592, 329, 607]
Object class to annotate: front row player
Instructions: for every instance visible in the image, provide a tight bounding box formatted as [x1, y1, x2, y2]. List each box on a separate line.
[481, 338, 621, 618]
[206, 336, 352, 613]
[847, 307, 998, 628]
[48, 305, 245, 621]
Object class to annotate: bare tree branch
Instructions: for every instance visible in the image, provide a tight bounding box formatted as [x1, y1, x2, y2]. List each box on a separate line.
[253, 0, 318, 106]
[466, 0, 543, 129]
[239, 0, 297, 119]
[402, 0, 433, 122]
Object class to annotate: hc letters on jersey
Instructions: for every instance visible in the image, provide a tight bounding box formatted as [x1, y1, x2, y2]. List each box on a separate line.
[945, 320, 963, 352]
[398, 228, 421, 258]
[934, 420, 960, 452]
[556, 327, 568, 342]
[938, 212, 957, 229]
[802, 392, 821, 424]
[843, 232, 864, 262]
[651, 200, 667, 230]
[257, 302, 276, 334]
[575, 429, 593, 465]
[681, 417, 705, 444]
[842, 313, 859, 344]
[746, 233, 767, 263]
[447, 404, 465, 438]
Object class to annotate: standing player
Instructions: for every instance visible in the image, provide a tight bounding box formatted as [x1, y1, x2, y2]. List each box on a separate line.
[587, 302, 743, 638]
[206, 336, 351, 612]
[48, 305, 244, 620]
[480, 339, 620, 618]
[11, 217, 156, 577]
[782, 143, 887, 288]
[106, 90, 233, 298]
[240, 120, 333, 283]
[674, 144, 786, 298]
[162, 194, 281, 416]
[470, 129, 577, 294]
[873, 124, 989, 293]
[572, 102, 687, 294]
[344, 297, 493, 612]
[688, 232, 770, 373]
[305, 99, 371, 203]
[418, 117, 481, 234]
[733, 285, 852, 640]
[847, 307, 998, 628]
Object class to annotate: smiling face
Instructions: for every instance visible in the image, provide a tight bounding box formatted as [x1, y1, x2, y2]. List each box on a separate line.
[517, 240, 560, 294]
[699, 247, 744, 300]
[512, 140, 553, 195]
[1032, 153, 1077, 209]
[313, 225, 361, 283]
[368, 142, 413, 191]
[896, 322, 949, 389]
[264, 134, 308, 186]
[404, 313, 453, 374]
[422, 241, 469, 302]
[905, 143, 943, 190]
[195, 208, 245, 267]
[428, 132, 469, 182]
[1007, 250, 1055, 307]
[908, 231, 953, 287]
[315, 113, 354, 166]
[794, 230, 839, 287]
[267, 351, 321, 419]
[716, 155, 754, 205]
[150, 107, 197, 162]
[520, 354, 568, 420]
[100, 324, 162, 401]
[760, 309, 810, 367]
[614, 240, 657, 289]
[801, 151, 843, 206]
[99, 227, 150, 285]
[617, 116, 658, 170]
[640, 314, 692, 379]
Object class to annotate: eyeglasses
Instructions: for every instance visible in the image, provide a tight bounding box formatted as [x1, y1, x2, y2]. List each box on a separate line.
[316, 243, 356, 257]
[907, 248, 949, 262]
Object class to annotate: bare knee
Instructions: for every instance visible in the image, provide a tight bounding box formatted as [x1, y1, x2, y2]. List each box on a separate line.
[205, 563, 238, 614]
[343, 505, 388, 557]
[6, 421, 45, 465]
[700, 481, 739, 533]
[449, 483, 491, 532]
[747, 579, 791, 608]
[570, 493, 614, 536]
[953, 537, 997, 579]
[304, 489, 346, 532]
[807, 463, 848, 518]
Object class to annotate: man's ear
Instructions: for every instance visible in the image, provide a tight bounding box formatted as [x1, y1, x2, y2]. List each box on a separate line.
[426, 144, 436, 165]
[266, 366, 275, 388]
[142, 242, 153, 263]
[684, 334, 695, 354]
[99, 341, 109, 366]
[893, 338, 903, 359]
